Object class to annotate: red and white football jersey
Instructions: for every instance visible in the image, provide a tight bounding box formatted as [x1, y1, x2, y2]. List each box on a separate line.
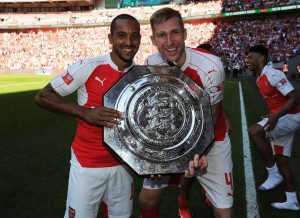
[145, 47, 227, 141]
[257, 66, 300, 114]
[51, 53, 135, 168]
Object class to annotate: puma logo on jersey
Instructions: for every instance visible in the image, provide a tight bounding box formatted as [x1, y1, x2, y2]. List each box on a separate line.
[208, 66, 217, 74]
[95, 76, 106, 86]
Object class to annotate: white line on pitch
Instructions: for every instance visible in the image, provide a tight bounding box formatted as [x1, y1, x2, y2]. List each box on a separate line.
[239, 82, 260, 218]
[0, 81, 47, 88]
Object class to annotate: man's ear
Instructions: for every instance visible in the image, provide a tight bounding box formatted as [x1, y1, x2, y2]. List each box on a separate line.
[151, 35, 157, 46]
[184, 28, 187, 40]
[259, 55, 267, 62]
[108, 33, 113, 44]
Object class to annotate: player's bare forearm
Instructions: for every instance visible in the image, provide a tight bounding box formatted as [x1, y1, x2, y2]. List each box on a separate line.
[35, 83, 83, 117]
[223, 110, 234, 135]
[211, 101, 222, 126]
[35, 83, 124, 128]
[274, 91, 299, 118]
[262, 90, 300, 131]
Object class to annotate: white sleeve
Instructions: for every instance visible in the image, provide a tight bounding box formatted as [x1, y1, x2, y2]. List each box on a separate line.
[202, 59, 225, 105]
[268, 71, 294, 96]
[50, 59, 92, 96]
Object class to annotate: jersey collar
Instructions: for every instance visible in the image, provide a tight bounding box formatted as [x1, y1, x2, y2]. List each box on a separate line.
[106, 53, 135, 72]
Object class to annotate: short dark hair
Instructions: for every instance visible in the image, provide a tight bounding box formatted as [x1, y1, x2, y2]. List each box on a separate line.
[150, 7, 184, 32]
[248, 45, 268, 58]
[197, 43, 212, 51]
[110, 14, 140, 34]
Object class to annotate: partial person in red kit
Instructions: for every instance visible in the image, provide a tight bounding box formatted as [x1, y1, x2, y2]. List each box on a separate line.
[35, 14, 142, 218]
[247, 45, 300, 211]
[139, 7, 234, 218]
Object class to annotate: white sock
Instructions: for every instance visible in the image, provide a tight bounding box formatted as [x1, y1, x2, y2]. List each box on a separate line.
[258, 163, 283, 191]
[286, 191, 299, 203]
[271, 202, 300, 210]
[271, 192, 300, 210]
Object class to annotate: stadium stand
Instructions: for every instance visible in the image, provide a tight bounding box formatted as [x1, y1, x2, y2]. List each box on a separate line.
[0, 0, 94, 13]
[0, 0, 299, 78]
[221, 0, 300, 12]
[0, 0, 298, 12]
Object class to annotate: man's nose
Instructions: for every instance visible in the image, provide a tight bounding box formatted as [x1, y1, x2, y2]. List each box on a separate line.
[167, 34, 173, 46]
[123, 35, 133, 45]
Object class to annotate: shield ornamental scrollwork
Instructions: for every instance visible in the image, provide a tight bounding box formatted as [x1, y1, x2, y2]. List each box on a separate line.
[104, 66, 214, 175]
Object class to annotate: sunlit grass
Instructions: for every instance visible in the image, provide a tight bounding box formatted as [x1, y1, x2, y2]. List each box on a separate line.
[1, 75, 300, 218]
[0, 74, 55, 94]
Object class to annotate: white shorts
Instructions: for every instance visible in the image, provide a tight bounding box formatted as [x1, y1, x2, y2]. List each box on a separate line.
[64, 150, 133, 218]
[143, 176, 173, 189]
[258, 113, 300, 157]
[142, 135, 233, 209]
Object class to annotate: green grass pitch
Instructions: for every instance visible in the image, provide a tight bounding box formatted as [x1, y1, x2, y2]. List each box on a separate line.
[0, 74, 299, 217]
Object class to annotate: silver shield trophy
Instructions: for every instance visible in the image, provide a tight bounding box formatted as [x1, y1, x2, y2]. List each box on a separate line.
[103, 66, 214, 175]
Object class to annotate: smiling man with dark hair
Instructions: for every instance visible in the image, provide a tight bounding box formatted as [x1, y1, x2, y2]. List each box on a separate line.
[35, 14, 141, 218]
[247, 45, 300, 211]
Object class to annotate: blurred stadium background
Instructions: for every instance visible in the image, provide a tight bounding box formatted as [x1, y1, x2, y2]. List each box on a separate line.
[0, 0, 299, 78]
[1, 0, 300, 217]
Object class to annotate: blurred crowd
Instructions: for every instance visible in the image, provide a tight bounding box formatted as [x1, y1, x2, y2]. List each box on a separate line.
[211, 17, 300, 74]
[0, 3, 222, 26]
[0, 0, 299, 26]
[0, 0, 299, 71]
[0, 16, 299, 71]
[222, 0, 299, 12]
